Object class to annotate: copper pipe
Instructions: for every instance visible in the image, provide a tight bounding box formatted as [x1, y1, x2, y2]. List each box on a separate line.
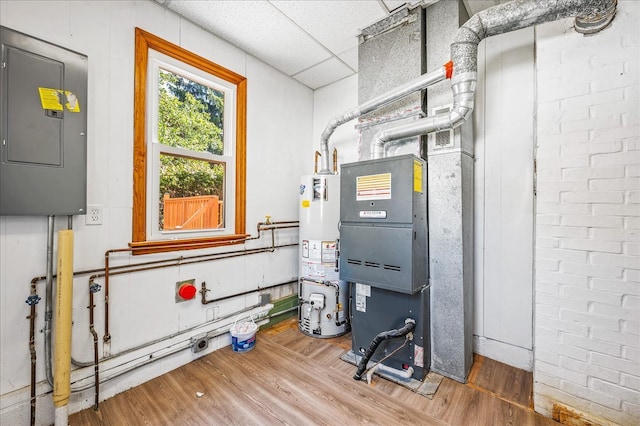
[27, 220, 298, 410]
[200, 279, 296, 305]
[314, 151, 321, 174]
[103, 220, 298, 342]
[88, 281, 99, 410]
[103, 251, 111, 344]
[27, 278, 40, 426]
[97, 245, 295, 280]
[333, 148, 338, 174]
[27, 224, 299, 312]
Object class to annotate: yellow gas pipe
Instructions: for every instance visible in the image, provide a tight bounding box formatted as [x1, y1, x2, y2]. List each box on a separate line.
[53, 229, 74, 425]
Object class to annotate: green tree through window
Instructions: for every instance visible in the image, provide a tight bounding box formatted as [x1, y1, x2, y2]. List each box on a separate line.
[157, 70, 225, 229]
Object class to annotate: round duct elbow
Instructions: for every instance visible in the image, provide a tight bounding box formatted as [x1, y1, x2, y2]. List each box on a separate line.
[575, 0, 617, 34]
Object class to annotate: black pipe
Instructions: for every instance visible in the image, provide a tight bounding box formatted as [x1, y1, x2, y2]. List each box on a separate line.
[353, 319, 416, 381]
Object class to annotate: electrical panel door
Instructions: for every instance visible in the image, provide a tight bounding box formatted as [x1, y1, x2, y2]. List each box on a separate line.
[0, 26, 87, 215]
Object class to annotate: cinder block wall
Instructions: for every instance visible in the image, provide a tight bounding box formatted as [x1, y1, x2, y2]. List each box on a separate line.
[533, 1, 640, 424]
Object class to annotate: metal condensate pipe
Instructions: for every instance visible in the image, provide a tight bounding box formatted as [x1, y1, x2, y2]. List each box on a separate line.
[370, 0, 617, 156]
[53, 230, 74, 426]
[44, 215, 55, 388]
[317, 63, 451, 174]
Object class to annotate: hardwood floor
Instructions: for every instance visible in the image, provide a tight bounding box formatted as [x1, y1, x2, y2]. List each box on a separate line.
[70, 318, 556, 425]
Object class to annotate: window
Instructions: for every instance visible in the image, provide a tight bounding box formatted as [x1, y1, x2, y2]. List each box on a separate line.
[132, 28, 246, 253]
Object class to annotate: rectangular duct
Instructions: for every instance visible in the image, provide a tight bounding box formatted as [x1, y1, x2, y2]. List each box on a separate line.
[357, 6, 426, 160]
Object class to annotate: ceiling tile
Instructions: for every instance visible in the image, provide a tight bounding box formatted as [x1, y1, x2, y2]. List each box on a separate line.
[461, 0, 502, 17]
[293, 58, 355, 90]
[270, 0, 387, 56]
[337, 46, 358, 72]
[167, 0, 331, 75]
[382, 0, 440, 12]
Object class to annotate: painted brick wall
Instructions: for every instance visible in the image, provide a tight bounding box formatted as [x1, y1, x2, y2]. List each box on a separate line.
[534, 1, 640, 424]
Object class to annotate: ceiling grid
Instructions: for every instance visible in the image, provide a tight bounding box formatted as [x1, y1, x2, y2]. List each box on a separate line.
[157, 0, 502, 90]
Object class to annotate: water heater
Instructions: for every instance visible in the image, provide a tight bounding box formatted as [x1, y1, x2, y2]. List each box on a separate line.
[298, 174, 349, 337]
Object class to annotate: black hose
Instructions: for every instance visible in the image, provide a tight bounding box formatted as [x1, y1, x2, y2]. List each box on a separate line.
[353, 319, 416, 381]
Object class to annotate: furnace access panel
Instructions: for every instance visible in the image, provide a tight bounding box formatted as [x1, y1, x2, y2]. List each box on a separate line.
[0, 26, 87, 215]
[339, 154, 428, 294]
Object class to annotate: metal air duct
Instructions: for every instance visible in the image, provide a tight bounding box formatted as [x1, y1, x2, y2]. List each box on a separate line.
[370, 0, 617, 156]
[317, 64, 450, 174]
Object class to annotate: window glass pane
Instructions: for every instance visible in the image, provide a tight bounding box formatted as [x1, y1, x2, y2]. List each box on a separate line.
[158, 69, 224, 155]
[159, 153, 225, 231]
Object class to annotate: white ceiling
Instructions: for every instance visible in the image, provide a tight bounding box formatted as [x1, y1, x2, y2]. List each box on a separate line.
[154, 0, 505, 90]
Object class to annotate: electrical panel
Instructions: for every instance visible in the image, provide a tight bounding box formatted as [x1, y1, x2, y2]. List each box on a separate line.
[339, 154, 428, 294]
[0, 26, 87, 215]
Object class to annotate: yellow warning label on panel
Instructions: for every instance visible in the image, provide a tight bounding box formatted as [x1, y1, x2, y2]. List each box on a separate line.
[38, 88, 63, 111]
[356, 173, 391, 201]
[302, 200, 310, 208]
[413, 159, 423, 193]
[38, 88, 81, 112]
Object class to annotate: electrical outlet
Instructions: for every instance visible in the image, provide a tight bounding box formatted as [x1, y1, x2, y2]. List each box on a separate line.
[85, 205, 103, 225]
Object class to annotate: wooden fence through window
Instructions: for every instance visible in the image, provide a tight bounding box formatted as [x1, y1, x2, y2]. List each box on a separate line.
[163, 194, 223, 230]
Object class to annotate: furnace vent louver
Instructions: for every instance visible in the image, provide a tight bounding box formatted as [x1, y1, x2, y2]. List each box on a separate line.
[430, 106, 454, 149]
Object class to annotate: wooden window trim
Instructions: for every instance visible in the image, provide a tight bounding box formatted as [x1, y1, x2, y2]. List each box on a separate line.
[132, 28, 246, 253]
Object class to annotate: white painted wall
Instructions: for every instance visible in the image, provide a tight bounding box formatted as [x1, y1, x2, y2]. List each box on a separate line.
[473, 28, 536, 371]
[0, 1, 312, 424]
[533, 2, 640, 424]
[312, 74, 360, 169]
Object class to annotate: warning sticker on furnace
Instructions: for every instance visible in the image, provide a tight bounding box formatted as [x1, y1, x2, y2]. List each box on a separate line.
[356, 173, 391, 201]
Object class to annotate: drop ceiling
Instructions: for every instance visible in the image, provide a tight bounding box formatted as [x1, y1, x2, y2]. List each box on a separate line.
[154, 0, 506, 90]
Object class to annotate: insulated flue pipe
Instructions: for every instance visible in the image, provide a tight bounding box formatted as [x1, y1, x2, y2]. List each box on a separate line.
[370, 0, 617, 156]
[53, 230, 74, 426]
[317, 63, 451, 174]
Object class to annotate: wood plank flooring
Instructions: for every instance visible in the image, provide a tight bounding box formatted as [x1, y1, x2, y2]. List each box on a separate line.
[70, 319, 556, 425]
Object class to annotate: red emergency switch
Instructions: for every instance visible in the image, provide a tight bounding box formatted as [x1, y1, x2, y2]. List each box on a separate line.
[177, 282, 197, 300]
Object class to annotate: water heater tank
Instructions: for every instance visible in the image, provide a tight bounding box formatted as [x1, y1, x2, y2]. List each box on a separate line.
[298, 174, 349, 337]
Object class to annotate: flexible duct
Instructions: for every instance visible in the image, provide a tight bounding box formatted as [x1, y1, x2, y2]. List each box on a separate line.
[353, 318, 416, 381]
[370, 0, 617, 156]
[53, 230, 74, 426]
[317, 64, 451, 174]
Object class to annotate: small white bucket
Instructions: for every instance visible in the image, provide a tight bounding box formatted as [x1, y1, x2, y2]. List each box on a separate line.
[230, 315, 258, 353]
